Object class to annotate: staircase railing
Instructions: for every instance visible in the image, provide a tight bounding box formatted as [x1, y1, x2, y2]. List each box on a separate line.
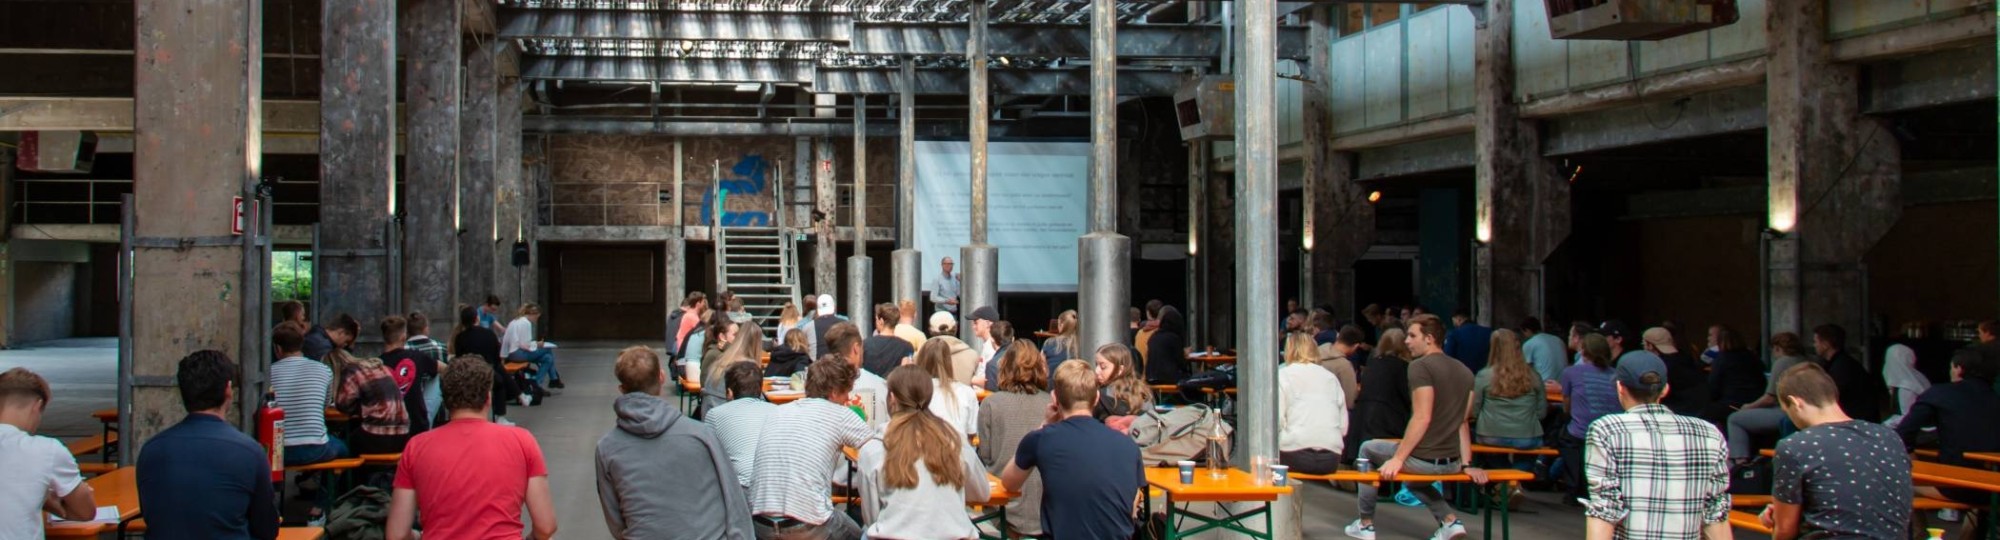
[711, 160, 725, 295]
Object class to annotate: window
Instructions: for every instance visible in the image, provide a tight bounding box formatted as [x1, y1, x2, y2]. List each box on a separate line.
[272, 251, 312, 302]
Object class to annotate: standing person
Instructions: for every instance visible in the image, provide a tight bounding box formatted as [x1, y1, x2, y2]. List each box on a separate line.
[1896, 349, 2000, 506]
[765, 328, 813, 377]
[1143, 306, 1188, 385]
[1443, 310, 1495, 373]
[332, 347, 412, 456]
[1644, 326, 1709, 418]
[977, 343, 1051, 538]
[1001, 360, 1146, 539]
[677, 292, 710, 352]
[1344, 315, 1486, 540]
[136, 351, 279, 540]
[1759, 363, 1910, 540]
[594, 346, 752, 539]
[453, 305, 518, 424]
[1880, 343, 1930, 427]
[1558, 334, 1621, 505]
[1813, 325, 1886, 423]
[405, 312, 451, 425]
[270, 322, 344, 466]
[1316, 325, 1364, 409]
[856, 366, 991, 538]
[1091, 343, 1152, 420]
[1519, 318, 1568, 384]
[826, 322, 890, 429]
[1041, 310, 1081, 368]
[1348, 329, 1415, 464]
[378, 315, 435, 434]
[1702, 325, 1766, 427]
[930, 257, 960, 314]
[811, 294, 847, 358]
[1582, 354, 1732, 540]
[863, 303, 918, 378]
[504, 303, 562, 391]
[708, 361, 777, 490]
[386, 360, 557, 540]
[748, 358, 877, 540]
[1725, 332, 1812, 464]
[894, 299, 928, 351]
[1473, 330, 1548, 452]
[1280, 333, 1348, 475]
[303, 313, 358, 362]
[916, 338, 980, 439]
[0, 368, 97, 539]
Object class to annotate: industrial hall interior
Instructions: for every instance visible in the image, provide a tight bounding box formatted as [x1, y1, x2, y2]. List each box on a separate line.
[3, 0, 1999, 539]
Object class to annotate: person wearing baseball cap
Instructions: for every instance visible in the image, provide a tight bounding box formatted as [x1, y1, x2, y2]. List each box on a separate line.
[967, 306, 1001, 387]
[1582, 353, 1731, 540]
[1643, 327, 1710, 417]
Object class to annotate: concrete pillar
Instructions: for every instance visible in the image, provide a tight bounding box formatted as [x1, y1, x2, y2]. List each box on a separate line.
[1202, 151, 1235, 349]
[664, 138, 686, 323]
[848, 97, 874, 324]
[521, 135, 545, 305]
[459, 42, 498, 309]
[1472, 0, 1571, 328]
[1236, 0, 1288, 535]
[814, 137, 838, 298]
[1303, 6, 1374, 324]
[1766, 0, 1902, 342]
[318, 0, 394, 344]
[891, 60, 922, 308]
[131, 0, 260, 444]
[401, 0, 460, 321]
[495, 77, 526, 304]
[961, 0, 999, 346]
[1078, 0, 1131, 355]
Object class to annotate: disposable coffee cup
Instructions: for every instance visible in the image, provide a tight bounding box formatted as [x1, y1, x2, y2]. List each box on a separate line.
[1271, 465, 1290, 487]
[1355, 458, 1373, 473]
[1177, 461, 1196, 484]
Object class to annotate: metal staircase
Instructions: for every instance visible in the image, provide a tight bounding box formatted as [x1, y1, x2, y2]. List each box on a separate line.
[716, 226, 801, 342]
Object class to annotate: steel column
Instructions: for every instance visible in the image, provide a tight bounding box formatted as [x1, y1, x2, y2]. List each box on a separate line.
[1078, 0, 1131, 355]
[814, 137, 838, 297]
[401, 0, 460, 324]
[891, 59, 922, 307]
[1235, 4, 1286, 539]
[495, 77, 526, 303]
[848, 96, 875, 324]
[961, 0, 998, 345]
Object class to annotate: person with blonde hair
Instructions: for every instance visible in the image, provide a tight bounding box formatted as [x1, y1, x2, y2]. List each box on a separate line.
[504, 303, 562, 390]
[1473, 330, 1548, 453]
[593, 346, 751, 539]
[916, 338, 979, 439]
[977, 341, 1051, 537]
[1042, 310, 1081, 367]
[1280, 332, 1347, 475]
[1001, 360, 1144, 539]
[702, 321, 764, 413]
[856, 366, 990, 538]
[894, 299, 928, 351]
[1091, 343, 1151, 421]
[766, 328, 813, 377]
[774, 302, 802, 347]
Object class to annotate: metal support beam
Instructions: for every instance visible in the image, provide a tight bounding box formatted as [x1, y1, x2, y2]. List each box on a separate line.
[0, 97, 324, 133]
[1078, 0, 1131, 356]
[402, 0, 461, 327]
[319, 0, 396, 349]
[519, 57, 814, 84]
[1236, 1, 1282, 533]
[851, 23, 1310, 59]
[848, 95, 874, 325]
[814, 66, 1188, 96]
[961, 0, 999, 346]
[522, 116, 968, 137]
[460, 39, 500, 308]
[500, 9, 852, 42]
[892, 60, 922, 308]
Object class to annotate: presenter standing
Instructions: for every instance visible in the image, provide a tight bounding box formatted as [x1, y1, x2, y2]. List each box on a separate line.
[930, 257, 961, 314]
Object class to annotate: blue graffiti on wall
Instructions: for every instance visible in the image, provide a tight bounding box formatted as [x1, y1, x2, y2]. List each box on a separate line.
[700, 154, 772, 226]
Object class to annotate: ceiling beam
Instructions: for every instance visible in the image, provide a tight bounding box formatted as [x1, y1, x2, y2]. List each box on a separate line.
[500, 8, 852, 42]
[813, 67, 1188, 96]
[0, 97, 330, 134]
[850, 23, 1308, 59]
[522, 116, 970, 137]
[520, 56, 814, 84]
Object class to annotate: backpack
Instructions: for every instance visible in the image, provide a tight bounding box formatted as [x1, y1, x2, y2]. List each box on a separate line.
[1127, 404, 1232, 467]
[664, 309, 688, 357]
[326, 485, 391, 540]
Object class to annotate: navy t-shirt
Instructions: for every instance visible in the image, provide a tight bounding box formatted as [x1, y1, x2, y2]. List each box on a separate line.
[136, 414, 279, 540]
[1014, 415, 1144, 539]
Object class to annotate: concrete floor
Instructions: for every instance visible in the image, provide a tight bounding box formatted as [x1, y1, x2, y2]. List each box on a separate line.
[2, 339, 1787, 539]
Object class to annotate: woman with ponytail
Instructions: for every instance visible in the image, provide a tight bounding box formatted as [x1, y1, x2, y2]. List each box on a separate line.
[857, 366, 992, 539]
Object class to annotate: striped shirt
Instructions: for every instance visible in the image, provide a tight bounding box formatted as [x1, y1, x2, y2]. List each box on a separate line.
[749, 398, 875, 524]
[270, 356, 332, 446]
[706, 397, 777, 489]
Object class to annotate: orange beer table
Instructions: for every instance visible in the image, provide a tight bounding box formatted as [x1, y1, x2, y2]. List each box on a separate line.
[1911, 460, 2000, 540]
[44, 467, 140, 538]
[1143, 467, 1292, 540]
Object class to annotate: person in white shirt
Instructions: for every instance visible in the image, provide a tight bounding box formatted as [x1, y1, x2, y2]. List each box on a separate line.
[748, 358, 875, 540]
[270, 322, 345, 465]
[856, 366, 990, 539]
[1280, 332, 1348, 475]
[0, 367, 97, 539]
[824, 322, 890, 430]
[929, 257, 960, 314]
[503, 303, 562, 391]
[915, 339, 979, 440]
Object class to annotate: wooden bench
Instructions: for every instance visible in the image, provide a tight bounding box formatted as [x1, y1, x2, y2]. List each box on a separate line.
[505, 361, 531, 374]
[1293, 469, 1537, 540]
[1730, 493, 1973, 511]
[78, 462, 116, 475]
[358, 453, 402, 465]
[1728, 510, 1771, 534]
[1912, 448, 2000, 466]
[1468, 444, 1559, 457]
[287, 457, 365, 473]
[67, 432, 115, 457]
[277, 526, 327, 540]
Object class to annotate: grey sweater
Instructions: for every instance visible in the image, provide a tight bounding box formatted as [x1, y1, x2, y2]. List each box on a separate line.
[595, 393, 753, 540]
[976, 390, 1050, 535]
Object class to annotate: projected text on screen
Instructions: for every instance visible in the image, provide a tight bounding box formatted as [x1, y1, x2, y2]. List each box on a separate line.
[913, 140, 1090, 293]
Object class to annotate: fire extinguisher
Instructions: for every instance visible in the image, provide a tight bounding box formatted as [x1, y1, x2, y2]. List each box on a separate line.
[257, 393, 285, 483]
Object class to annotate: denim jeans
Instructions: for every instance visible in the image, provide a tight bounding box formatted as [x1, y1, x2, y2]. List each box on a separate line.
[284, 438, 349, 467]
[1355, 439, 1460, 522]
[510, 348, 559, 386]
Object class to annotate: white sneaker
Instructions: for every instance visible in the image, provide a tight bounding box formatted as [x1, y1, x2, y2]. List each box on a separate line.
[519, 393, 534, 406]
[1430, 519, 1467, 540]
[494, 416, 517, 427]
[1343, 519, 1376, 540]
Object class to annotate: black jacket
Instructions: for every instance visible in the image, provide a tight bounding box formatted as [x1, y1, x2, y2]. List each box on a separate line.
[765, 345, 812, 377]
[1144, 307, 1188, 385]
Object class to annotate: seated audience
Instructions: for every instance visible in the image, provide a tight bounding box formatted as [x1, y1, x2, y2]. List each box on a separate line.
[1041, 310, 1081, 368]
[696, 317, 738, 391]
[1558, 333, 1619, 504]
[917, 338, 980, 439]
[701, 321, 762, 414]
[594, 346, 751, 539]
[1725, 332, 1812, 464]
[1315, 326, 1363, 409]
[377, 315, 434, 434]
[1520, 317, 1568, 384]
[387, 360, 556, 540]
[708, 361, 777, 490]
[1816, 325, 1886, 423]
[748, 357, 877, 540]
[1280, 332, 1347, 475]
[453, 305, 518, 423]
[1760, 363, 1910, 539]
[404, 311, 450, 424]
[1344, 315, 1485, 540]
[1896, 348, 2000, 506]
[1091, 343, 1152, 421]
[137, 350, 279, 540]
[0, 367, 96, 538]
[1702, 325, 1766, 427]
[826, 321, 890, 429]
[332, 347, 411, 455]
[977, 342, 1052, 537]
[303, 313, 357, 362]
[1002, 360, 1145, 539]
[677, 292, 710, 354]
[979, 319, 1020, 391]
[1583, 354, 1730, 540]
[765, 328, 814, 377]
[1443, 310, 1494, 372]
[863, 303, 917, 378]
[1645, 326, 1710, 417]
[1349, 328, 1415, 463]
[1880, 343, 1930, 427]
[1473, 329, 1548, 452]
[1142, 306, 1188, 385]
[857, 366, 991, 538]
[893, 300, 928, 351]
[271, 321, 344, 466]
[504, 303, 562, 390]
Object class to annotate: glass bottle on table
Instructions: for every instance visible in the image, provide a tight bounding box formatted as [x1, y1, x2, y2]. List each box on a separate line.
[1205, 412, 1229, 479]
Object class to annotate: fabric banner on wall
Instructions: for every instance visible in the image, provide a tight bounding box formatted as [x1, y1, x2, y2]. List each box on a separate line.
[913, 140, 1090, 293]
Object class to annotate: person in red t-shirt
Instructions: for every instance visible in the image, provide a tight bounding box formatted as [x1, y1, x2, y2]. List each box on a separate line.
[387, 359, 557, 540]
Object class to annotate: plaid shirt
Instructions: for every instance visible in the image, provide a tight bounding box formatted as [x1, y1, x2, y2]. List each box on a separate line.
[1584, 403, 1730, 540]
[407, 336, 448, 367]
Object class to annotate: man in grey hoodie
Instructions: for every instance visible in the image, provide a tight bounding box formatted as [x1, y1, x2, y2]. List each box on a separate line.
[595, 346, 753, 539]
